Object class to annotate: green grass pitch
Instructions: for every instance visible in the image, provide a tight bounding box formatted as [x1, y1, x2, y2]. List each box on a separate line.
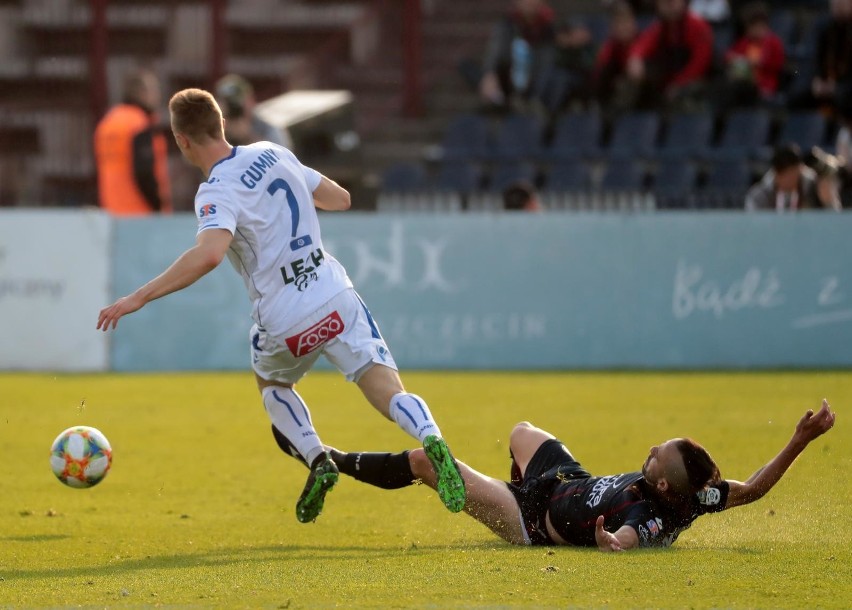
[2, 371, 850, 608]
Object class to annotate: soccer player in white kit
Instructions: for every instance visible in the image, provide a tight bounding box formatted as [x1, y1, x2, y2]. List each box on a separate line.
[97, 88, 465, 523]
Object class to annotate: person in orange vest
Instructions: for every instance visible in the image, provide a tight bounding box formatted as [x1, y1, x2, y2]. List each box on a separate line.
[94, 68, 172, 215]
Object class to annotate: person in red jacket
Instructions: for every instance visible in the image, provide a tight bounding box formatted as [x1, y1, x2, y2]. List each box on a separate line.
[723, 2, 786, 106]
[594, 1, 640, 111]
[94, 68, 172, 216]
[626, 0, 714, 109]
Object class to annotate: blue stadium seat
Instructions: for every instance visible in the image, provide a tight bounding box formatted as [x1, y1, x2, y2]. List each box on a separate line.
[600, 157, 646, 190]
[653, 159, 698, 209]
[789, 14, 828, 62]
[488, 161, 538, 192]
[435, 161, 482, 193]
[776, 112, 827, 152]
[697, 159, 753, 208]
[489, 113, 543, 161]
[656, 112, 714, 159]
[543, 160, 591, 192]
[707, 109, 771, 160]
[607, 112, 660, 158]
[440, 113, 489, 161]
[769, 10, 798, 49]
[546, 111, 602, 160]
[381, 161, 428, 192]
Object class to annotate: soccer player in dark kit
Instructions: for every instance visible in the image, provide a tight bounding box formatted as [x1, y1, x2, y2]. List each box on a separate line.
[273, 399, 835, 550]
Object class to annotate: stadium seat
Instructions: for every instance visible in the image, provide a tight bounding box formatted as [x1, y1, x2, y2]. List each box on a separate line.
[775, 112, 827, 153]
[543, 160, 591, 192]
[546, 111, 602, 160]
[380, 161, 428, 192]
[655, 112, 714, 160]
[653, 159, 698, 209]
[439, 113, 490, 161]
[607, 112, 660, 158]
[769, 10, 798, 49]
[489, 113, 543, 161]
[488, 161, 538, 192]
[707, 109, 771, 160]
[434, 161, 482, 194]
[789, 14, 828, 62]
[600, 157, 646, 191]
[697, 158, 753, 208]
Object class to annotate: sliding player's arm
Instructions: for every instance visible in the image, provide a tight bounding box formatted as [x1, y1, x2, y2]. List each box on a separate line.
[724, 400, 836, 509]
[96, 228, 233, 331]
[595, 516, 639, 552]
[312, 175, 351, 211]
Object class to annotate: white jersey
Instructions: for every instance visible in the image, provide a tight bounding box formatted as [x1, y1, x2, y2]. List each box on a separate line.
[194, 142, 352, 336]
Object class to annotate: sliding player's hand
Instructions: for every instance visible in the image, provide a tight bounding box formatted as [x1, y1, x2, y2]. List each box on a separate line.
[97, 293, 145, 331]
[595, 515, 623, 552]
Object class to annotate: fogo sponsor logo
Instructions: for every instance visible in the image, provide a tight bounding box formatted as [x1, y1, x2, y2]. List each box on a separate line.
[285, 311, 344, 357]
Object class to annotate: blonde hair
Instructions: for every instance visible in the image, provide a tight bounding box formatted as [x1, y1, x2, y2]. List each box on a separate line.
[168, 88, 224, 142]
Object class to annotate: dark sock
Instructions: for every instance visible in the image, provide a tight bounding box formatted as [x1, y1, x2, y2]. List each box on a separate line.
[329, 449, 416, 490]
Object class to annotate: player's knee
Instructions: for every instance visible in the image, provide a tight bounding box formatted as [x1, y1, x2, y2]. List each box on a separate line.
[408, 448, 431, 478]
[511, 421, 534, 440]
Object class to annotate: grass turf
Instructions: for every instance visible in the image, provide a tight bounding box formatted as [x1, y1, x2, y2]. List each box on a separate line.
[1, 371, 850, 608]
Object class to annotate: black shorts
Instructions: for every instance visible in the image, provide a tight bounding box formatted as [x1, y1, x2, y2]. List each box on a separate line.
[507, 439, 591, 545]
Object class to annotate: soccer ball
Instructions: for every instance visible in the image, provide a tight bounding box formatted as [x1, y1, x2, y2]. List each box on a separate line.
[49, 426, 113, 488]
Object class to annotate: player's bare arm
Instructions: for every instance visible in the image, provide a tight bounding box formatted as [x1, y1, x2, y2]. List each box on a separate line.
[97, 228, 233, 331]
[594, 516, 639, 552]
[312, 175, 351, 211]
[724, 400, 836, 509]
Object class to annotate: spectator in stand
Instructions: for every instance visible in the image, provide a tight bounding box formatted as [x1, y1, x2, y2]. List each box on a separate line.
[834, 96, 852, 207]
[215, 74, 292, 148]
[720, 2, 786, 108]
[626, 0, 714, 110]
[745, 143, 842, 212]
[502, 181, 542, 211]
[603, 0, 655, 17]
[594, 1, 640, 112]
[810, 0, 852, 114]
[478, 0, 557, 109]
[536, 19, 596, 113]
[94, 67, 172, 216]
[689, 0, 731, 27]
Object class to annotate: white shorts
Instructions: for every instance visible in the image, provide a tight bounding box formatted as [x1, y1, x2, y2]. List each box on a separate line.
[250, 288, 398, 385]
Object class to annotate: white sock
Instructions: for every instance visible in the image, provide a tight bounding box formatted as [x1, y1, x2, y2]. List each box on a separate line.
[388, 392, 441, 443]
[262, 386, 324, 466]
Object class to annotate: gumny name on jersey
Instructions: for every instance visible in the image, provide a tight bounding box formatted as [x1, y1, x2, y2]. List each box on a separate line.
[239, 149, 280, 189]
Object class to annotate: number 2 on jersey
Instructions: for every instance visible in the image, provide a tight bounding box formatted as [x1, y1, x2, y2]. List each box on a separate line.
[267, 178, 312, 251]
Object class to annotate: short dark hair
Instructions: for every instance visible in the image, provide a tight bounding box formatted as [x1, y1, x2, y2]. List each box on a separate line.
[741, 1, 770, 27]
[169, 88, 224, 142]
[674, 438, 721, 495]
[771, 143, 803, 172]
[503, 181, 536, 211]
[122, 67, 157, 106]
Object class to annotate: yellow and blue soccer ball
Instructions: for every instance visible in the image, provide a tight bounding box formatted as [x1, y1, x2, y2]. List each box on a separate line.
[49, 426, 112, 488]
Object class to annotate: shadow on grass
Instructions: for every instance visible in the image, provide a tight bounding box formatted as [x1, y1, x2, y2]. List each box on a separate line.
[2, 534, 70, 543]
[0, 540, 508, 581]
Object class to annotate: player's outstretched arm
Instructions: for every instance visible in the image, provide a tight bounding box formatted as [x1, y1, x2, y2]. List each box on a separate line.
[594, 515, 639, 552]
[724, 399, 836, 509]
[312, 175, 351, 211]
[97, 228, 233, 331]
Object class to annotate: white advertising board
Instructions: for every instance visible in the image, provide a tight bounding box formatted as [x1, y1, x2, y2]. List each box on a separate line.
[0, 210, 111, 371]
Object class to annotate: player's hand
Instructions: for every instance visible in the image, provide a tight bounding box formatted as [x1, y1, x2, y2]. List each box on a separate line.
[793, 399, 836, 446]
[595, 515, 623, 552]
[96, 293, 145, 331]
